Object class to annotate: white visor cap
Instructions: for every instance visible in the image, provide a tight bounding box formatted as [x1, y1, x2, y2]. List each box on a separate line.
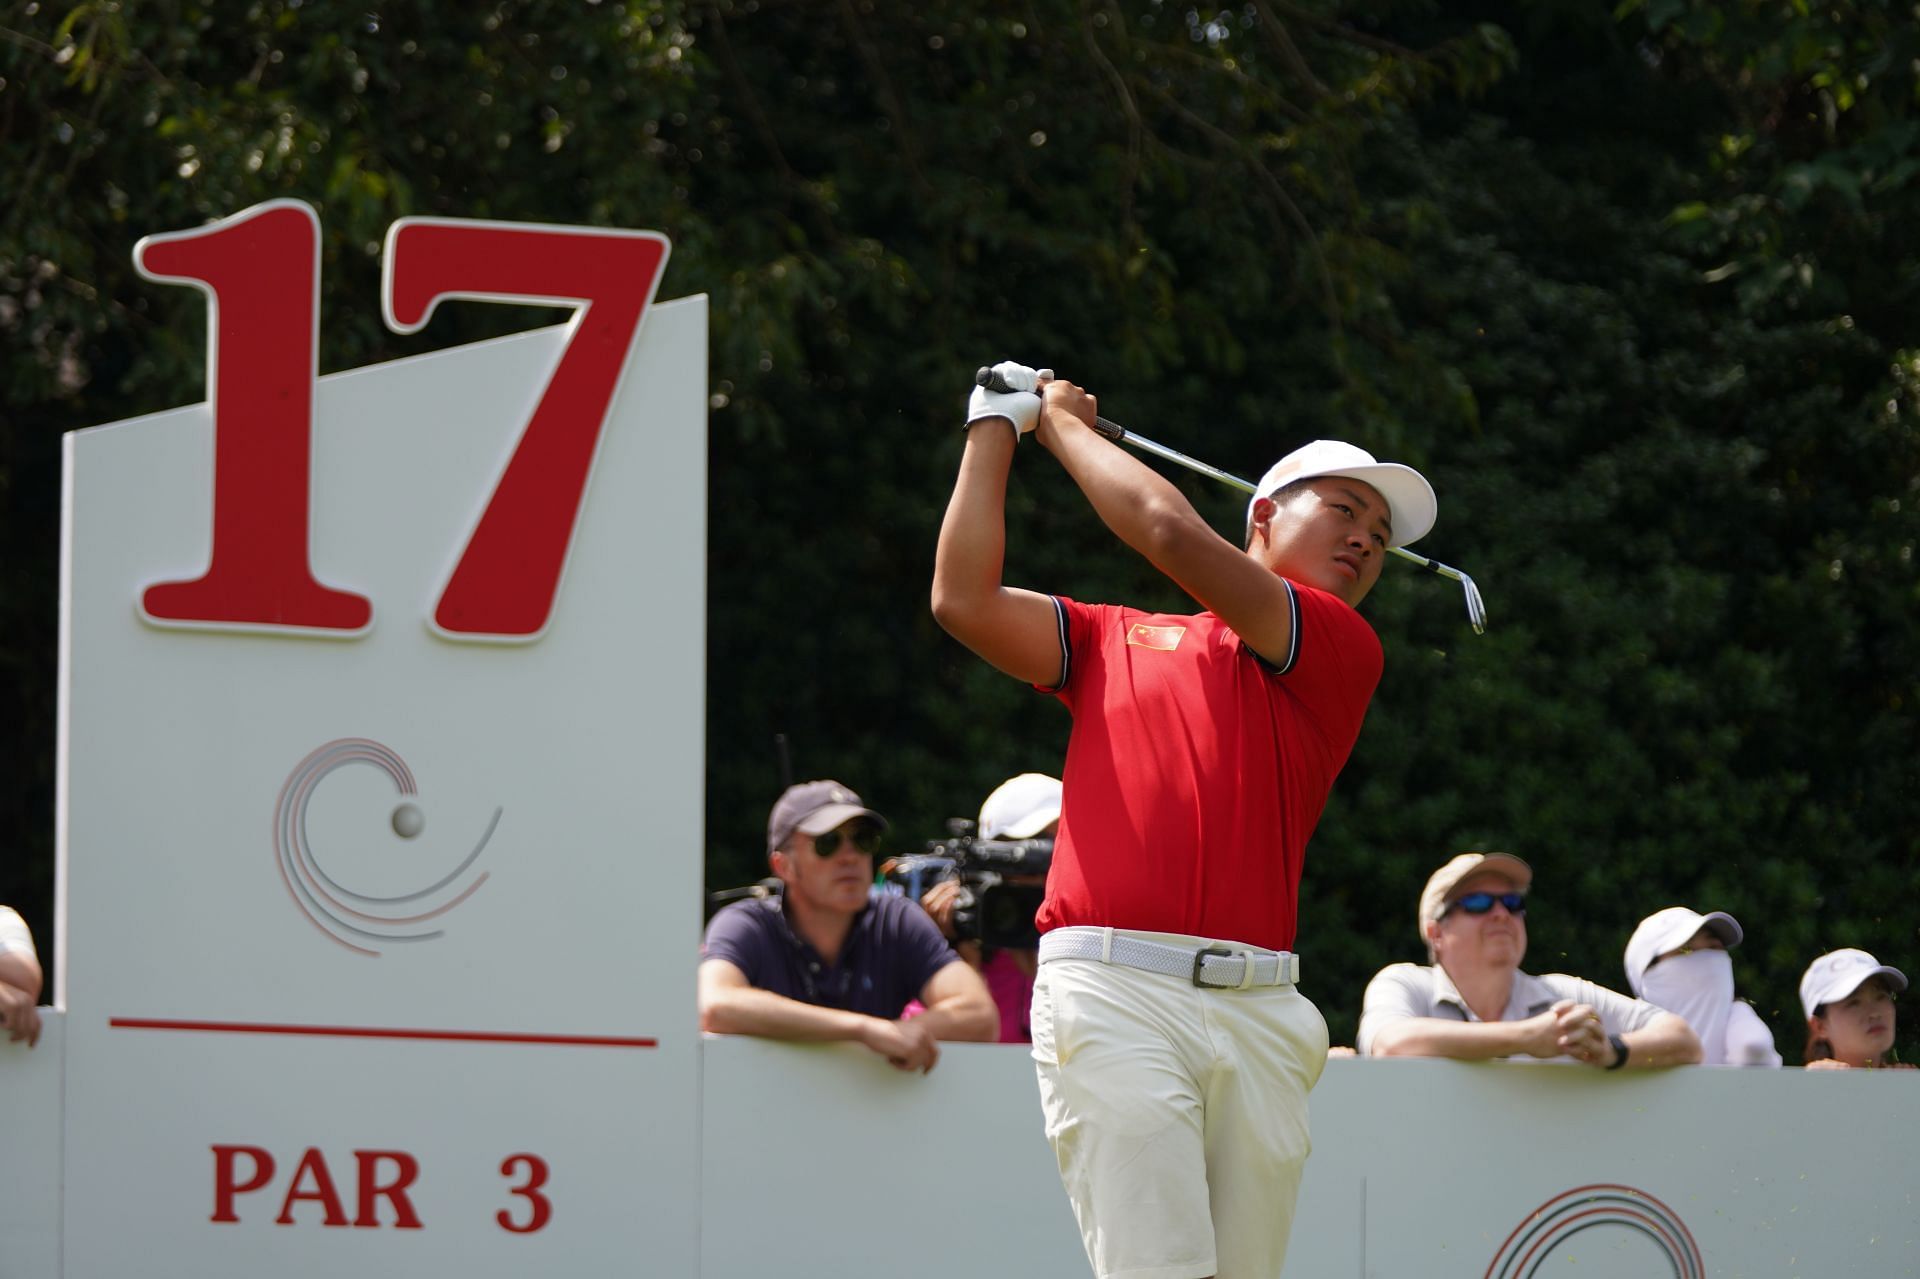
[1799, 948, 1908, 1021]
[1245, 439, 1437, 549]
[1623, 907, 1743, 997]
[978, 773, 1063, 840]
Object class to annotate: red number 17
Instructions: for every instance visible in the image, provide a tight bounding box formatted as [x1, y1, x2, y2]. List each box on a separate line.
[133, 200, 670, 640]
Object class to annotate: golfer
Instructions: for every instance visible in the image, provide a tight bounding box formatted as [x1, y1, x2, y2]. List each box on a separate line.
[932, 361, 1438, 1278]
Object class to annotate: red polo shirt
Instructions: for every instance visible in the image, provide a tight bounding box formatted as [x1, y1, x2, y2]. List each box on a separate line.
[1033, 584, 1381, 952]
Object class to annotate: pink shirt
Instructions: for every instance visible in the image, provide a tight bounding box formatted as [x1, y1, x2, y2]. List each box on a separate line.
[981, 948, 1035, 1044]
[902, 948, 1034, 1043]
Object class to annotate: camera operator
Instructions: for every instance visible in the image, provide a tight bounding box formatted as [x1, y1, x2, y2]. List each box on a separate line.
[918, 773, 1061, 1044]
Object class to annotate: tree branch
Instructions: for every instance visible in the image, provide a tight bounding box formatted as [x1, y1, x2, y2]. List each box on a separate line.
[1134, 75, 1344, 341]
[1079, 1, 1143, 232]
[1249, 1, 1330, 99]
[1267, 1, 1424, 60]
[705, 2, 800, 206]
[833, 0, 931, 202]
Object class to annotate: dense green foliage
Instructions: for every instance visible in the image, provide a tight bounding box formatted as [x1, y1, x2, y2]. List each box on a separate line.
[3, 0, 1915, 1061]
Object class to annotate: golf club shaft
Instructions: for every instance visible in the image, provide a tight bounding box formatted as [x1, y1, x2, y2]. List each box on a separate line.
[973, 366, 1462, 581]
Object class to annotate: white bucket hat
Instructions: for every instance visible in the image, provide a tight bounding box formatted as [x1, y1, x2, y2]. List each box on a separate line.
[1799, 948, 1908, 1021]
[1623, 906, 1743, 997]
[1244, 439, 1437, 549]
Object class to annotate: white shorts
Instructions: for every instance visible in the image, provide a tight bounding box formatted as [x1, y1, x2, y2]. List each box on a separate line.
[1031, 933, 1329, 1279]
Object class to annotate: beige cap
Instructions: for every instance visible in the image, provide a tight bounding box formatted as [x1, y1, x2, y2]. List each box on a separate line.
[1417, 852, 1533, 942]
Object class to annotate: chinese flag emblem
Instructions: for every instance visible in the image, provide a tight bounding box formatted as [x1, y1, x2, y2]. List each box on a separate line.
[1126, 624, 1187, 652]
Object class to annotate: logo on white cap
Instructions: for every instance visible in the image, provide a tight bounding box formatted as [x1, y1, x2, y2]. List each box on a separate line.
[1799, 948, 1908, 1021]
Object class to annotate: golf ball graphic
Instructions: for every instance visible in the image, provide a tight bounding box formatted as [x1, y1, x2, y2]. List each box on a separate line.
[391, 803, 426, 839]
[274, 738, 499, 955]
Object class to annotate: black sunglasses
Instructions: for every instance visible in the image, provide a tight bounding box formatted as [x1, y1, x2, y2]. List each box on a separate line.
[811, 826, 882, 857]
[1445, 891, 1527, 918]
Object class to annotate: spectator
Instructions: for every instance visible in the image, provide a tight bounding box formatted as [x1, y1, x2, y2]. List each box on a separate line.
[919, 772, 1059, 1042]
[1359, 852, 1702, 1069]
[0, 905, 43, 1049]
[1624, 906, 1781, 1067]
[1800, 949, 1911, 1070]
[699, 780, 997, 1072]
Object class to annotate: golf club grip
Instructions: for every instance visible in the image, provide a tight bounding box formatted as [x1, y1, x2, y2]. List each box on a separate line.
[974, 367, 1125, 441]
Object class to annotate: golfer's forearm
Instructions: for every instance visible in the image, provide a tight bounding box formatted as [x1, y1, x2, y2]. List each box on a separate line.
[699, 987, 869, 1042]
[1368, 1017, 1532, 1060]
[931, 430, 1064, 685]
[1621, 1014, 1703, 1068]
[932, 427, 1016, 626]
[1045, 420, 1212, 569]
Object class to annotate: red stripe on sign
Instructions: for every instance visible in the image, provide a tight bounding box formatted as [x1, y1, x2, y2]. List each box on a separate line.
[109, 1018, 657, 1048]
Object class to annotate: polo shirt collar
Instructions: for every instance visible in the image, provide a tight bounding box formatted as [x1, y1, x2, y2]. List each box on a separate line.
[778, 890, 872, 968]
[1431, 964, 1557, 1022]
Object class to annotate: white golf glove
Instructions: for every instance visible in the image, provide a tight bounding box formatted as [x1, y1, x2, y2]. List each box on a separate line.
[966, 360, 1053, 438]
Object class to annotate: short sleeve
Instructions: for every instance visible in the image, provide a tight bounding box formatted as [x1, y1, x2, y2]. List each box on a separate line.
[700, 902, 775, 985]
[891, 898, 963, 997]
[0, 907, 34, 962]
[1272, 583, 1383, 743]
[1034, 595, 1093, 698]
[1542, 975, 1664, 1035]
[1356, 963, 1436, 1055]
[1725, 1001, 1784, 1068]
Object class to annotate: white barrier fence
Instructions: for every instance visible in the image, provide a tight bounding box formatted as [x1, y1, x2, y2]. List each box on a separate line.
[702, 1034, 1918, 1278]
[9, 1014, 1916, 1277]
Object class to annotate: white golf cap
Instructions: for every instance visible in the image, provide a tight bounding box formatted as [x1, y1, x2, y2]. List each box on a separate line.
[1417, 851, 1532, 942]
[978, 773, 1063, 840]
[1799, 948, 1908, 1021]
[1623, 906, 1744, 997]
[1245, 439, 1438, 549]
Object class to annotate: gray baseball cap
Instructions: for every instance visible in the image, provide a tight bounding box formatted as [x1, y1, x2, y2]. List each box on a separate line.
[767, 780, 888, 854]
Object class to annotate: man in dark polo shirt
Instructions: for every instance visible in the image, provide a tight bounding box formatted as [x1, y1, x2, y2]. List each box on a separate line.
[699, 780, 998, 1073]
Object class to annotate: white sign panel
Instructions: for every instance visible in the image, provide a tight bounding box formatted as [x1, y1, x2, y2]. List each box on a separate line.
[58, 202, 706, 1274]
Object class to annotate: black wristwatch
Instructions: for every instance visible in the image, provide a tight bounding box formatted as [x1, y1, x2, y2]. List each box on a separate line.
[1605, 1033, 1630, 1070]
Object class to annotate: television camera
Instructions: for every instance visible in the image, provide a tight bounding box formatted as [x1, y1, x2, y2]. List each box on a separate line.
[881, 819, 1052, 950]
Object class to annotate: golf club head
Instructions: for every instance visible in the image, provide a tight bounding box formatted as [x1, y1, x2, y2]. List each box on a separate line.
[1461, 573, 1487, 634]
[1388, 546, 1487, 634]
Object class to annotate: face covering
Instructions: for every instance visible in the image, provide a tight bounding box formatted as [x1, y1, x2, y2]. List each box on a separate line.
[1641, 947, 1736, 1065]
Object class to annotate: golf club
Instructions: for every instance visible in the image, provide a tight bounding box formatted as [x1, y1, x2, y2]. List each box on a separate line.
[975, 366, 1487, 633]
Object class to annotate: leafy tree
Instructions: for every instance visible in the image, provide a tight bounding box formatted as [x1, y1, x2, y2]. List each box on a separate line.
[2, 1, 1913, 1062]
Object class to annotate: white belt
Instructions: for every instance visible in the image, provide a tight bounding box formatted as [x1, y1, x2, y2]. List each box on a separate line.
[1038, 926, 1300, 990]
